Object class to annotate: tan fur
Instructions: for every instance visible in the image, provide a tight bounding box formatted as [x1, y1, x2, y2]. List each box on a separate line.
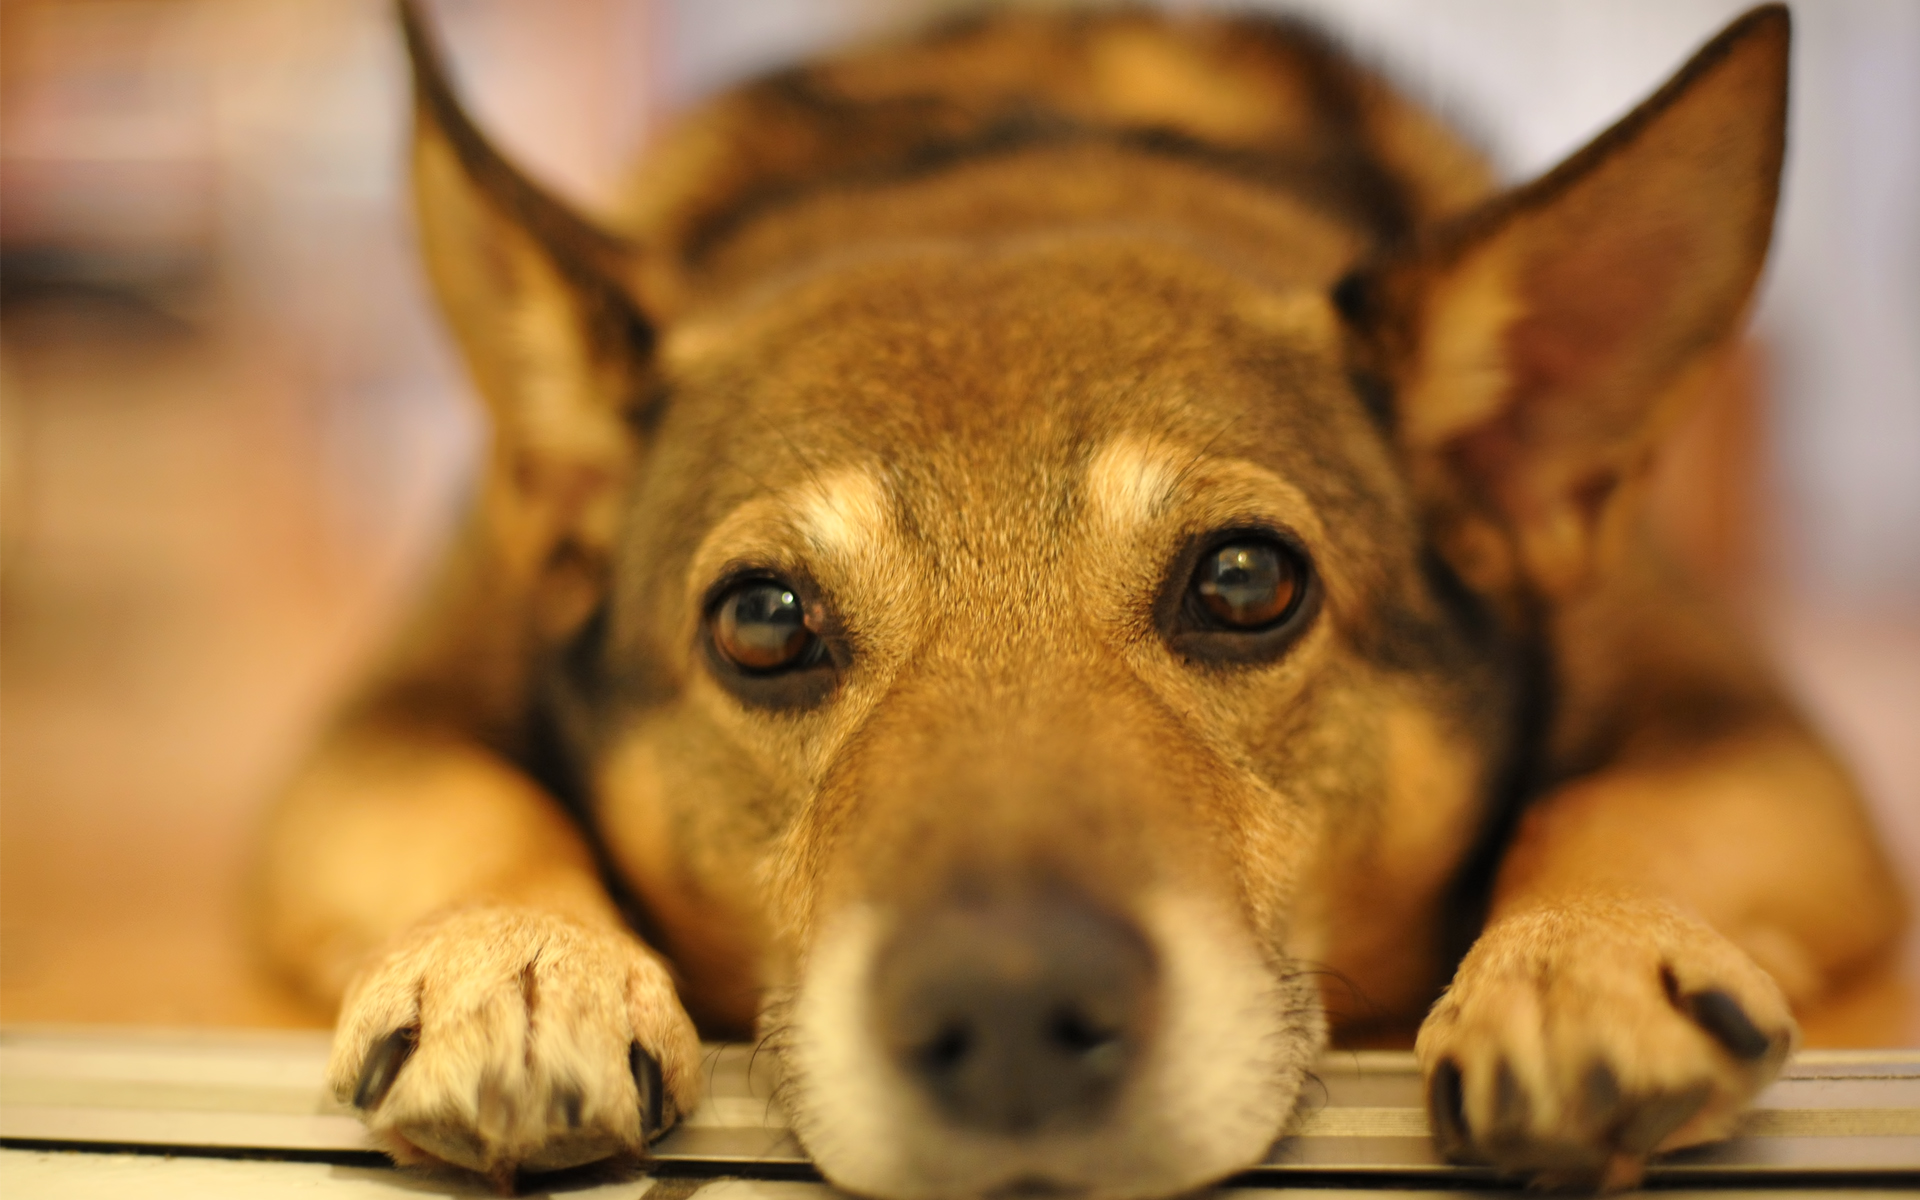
[256, 6, 1905, 1196]
[327, 905, 699, 1181]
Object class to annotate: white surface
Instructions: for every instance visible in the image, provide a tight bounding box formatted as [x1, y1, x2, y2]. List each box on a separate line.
[4, 1152, 1916, 1200]
[0, 1151, 835, 1200]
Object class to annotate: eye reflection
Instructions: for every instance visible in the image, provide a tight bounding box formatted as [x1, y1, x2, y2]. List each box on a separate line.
[713, 580, 816, 671]
[1192, 541, 1300, 629]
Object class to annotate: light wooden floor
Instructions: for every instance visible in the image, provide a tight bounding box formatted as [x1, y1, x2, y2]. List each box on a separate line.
[2, 299, 1916, 1043]
[5, 1030, 1915, 1195]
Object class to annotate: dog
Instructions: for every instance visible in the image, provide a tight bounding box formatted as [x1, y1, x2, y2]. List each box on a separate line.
[255, 3, 1906, 1195]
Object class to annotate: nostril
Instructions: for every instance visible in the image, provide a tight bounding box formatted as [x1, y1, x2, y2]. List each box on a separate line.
[1047, 1007, 1117, 1057]
[919, 1022, 974, 1073]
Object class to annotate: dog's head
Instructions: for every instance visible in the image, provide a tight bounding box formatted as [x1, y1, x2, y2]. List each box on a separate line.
[401, 7, 1787, 1197]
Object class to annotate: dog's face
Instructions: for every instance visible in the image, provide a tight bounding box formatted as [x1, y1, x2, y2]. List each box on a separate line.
[402, 8, 1785, 1197]
[584, 236, 1510, 1193]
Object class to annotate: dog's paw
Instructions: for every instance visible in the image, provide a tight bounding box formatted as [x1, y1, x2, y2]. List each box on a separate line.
[326, 905, 702, 1183]
[1415, 897, 1794, 1190]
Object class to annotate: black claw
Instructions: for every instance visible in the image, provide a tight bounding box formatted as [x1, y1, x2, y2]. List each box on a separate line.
[353, 1026, 419, 1111]
[631, 1043, 665, 1139]
[1428, 1058, 1470, 1157]
[1659, 963, 1683, 1009]
[1491, 1059, 1529, 1135]
[1583, 1060, 1623, 1125]
[1685, 988, 1774, 1061]
[1615, 1083, 1711, 1155]
[551, 1080, 586, 1129]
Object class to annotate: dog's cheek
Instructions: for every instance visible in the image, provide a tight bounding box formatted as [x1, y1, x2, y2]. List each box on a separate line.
[596, 729, 776, 1030]
[1323, 699, 1488, 1005]
[1377, 702, 1483, 875]
[1204, 660, 1361, 957]
[1221, 651, 1492, 1017]
[597, 736, 681, 913]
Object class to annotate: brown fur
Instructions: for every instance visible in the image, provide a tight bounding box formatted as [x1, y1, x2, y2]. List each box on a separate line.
[257, 5, 1904, 1195]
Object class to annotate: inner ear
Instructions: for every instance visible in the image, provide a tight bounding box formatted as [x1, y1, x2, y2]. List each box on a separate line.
[401, 0, 653, 425]
[1507, 208, 1698, 419]
[399, 0, 659, 655]
[1351, 5, 1789, 595]
[400, 0, 640, 316]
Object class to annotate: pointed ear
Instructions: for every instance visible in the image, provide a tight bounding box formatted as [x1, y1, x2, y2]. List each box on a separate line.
[1342, 5, 1789, 597]
[399, 0, 656, 651]
[401, 0, 652, 493]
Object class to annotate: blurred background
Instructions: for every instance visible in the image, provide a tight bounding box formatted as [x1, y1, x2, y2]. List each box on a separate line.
[2, 0, 1916, 1036]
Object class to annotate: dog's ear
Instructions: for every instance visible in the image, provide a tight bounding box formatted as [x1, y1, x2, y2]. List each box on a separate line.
[1344, 5, 1788, 598]
[400, 0, 652, 639]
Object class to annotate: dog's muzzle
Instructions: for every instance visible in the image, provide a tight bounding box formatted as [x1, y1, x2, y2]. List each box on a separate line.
[782, 872, 1315, 1200]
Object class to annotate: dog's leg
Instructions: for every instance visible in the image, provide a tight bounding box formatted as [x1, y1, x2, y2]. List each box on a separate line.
[251, 7, 703, 1180]
[1417, 686, 1902, 1187]
[1414, 535, 1905, 1188]
[257, 719, 702, 1183]
[1417, 548, 1907, 1189]
[1417, 692, 1904, 1179]
[1341, 9, 1907, 1185]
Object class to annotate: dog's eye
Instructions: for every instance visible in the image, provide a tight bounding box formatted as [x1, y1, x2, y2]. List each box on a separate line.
[1162, 533, 1317, 665]
[1191, 540, 1302, 629]
[712, 580, 819, 672]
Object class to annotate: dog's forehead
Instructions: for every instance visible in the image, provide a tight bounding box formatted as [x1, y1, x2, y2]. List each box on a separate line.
[656, 237, 1393, 535]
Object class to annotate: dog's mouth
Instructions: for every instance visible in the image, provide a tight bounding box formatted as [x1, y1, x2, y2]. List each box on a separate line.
[774, 882, 1324, 1200]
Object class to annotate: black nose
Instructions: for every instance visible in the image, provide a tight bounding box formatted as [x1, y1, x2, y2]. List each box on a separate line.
[871, 885, 1157, 1135]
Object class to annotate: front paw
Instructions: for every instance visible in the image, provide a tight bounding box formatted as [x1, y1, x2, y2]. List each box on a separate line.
[1416, 897, 1794, 1189]
[326, 905, 702, 1184]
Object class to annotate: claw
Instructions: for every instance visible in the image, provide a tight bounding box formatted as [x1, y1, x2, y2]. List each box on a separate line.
[1582, 1060, 1623, 1127]
[550, 1080, 586, 1129]
[1684, 988, 1774, 1061]
[1427, 1058, 1470, 1158]
[631, 1043, 665, 1140]
[353, 1026, 419, 1111]
[1491, 1058, 1530, 1137]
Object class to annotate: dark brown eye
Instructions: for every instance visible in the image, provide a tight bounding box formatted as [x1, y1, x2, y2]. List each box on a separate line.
[1192, 540, 1301, 629]
[713, 580, 818, 672]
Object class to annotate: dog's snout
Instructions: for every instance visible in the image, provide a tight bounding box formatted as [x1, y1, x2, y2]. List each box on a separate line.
[872, 887, 1157, 1135]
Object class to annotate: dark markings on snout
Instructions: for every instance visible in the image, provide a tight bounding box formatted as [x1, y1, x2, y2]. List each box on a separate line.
[872, 886, 1157, 1135]
[353, 1026, 419, 1111]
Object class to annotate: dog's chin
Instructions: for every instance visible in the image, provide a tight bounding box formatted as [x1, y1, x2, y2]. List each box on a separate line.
[776, 894, 1324, 1200]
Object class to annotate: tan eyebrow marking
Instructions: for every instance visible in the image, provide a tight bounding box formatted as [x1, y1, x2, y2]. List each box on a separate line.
[1083, 432, 1368, 626]
[794, 466, 893, 561]
[1086, 433, 1186, 530]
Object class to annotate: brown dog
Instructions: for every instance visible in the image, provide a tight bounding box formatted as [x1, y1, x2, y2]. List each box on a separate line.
[256, 4, 1905, 1195]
